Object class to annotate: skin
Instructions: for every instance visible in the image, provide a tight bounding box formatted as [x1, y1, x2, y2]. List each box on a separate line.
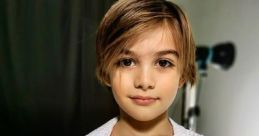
[109, 25, 184, 136]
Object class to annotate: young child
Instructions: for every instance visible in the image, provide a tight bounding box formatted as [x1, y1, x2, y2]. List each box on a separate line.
[88, 0, 202, 135]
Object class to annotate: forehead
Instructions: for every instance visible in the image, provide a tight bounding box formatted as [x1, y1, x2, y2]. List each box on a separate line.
[124, 25, 178, 56]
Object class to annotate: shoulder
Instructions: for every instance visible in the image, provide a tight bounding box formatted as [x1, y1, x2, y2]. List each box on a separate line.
[169, 118, 204, 136]
[86, 117, 118, 136]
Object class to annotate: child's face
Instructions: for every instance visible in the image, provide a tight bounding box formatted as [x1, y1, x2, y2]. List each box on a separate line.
[109, 26, 183, 121]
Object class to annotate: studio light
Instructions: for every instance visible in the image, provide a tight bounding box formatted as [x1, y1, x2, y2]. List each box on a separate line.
[196, 42, 236, 71]
[182, 42, 236, 131]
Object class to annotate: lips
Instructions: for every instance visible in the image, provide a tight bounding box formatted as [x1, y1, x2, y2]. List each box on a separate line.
[129, 95, 159, 106]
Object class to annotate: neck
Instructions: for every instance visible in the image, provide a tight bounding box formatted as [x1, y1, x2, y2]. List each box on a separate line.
[112, 110, 173, 136]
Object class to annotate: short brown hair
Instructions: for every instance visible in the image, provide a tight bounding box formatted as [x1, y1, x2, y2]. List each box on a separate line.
[96, 0, 196, 87]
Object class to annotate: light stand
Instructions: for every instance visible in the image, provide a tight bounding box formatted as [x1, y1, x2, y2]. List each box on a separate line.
[182, 42, 236, 131]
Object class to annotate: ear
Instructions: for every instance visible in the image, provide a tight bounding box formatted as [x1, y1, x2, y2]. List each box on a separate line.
[104, 80, 111, 87]
[178, 77, 185, 88]
[104, 78, 112, 87]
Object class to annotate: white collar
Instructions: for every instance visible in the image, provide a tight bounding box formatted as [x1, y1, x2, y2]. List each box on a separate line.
[87, 117, 201, 136]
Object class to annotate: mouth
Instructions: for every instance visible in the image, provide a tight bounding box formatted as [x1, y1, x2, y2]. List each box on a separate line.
[129, 95, 159, 106]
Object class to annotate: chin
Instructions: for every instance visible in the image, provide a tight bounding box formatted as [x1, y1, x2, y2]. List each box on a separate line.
[133, 114, 156, 122]
[128, 110, 166, 122]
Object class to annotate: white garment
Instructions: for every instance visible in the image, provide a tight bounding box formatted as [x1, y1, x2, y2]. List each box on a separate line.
[87, 117, 203, 136]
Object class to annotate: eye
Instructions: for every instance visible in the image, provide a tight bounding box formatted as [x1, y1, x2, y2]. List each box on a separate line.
[157, 59, 174, 68]
[118, 58, 135, 67]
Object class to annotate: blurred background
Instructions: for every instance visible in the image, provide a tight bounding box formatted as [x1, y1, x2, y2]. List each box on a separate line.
[0, 0, 259, 136]
[173, 0, 259, 135]
[0, 0, 117, 135]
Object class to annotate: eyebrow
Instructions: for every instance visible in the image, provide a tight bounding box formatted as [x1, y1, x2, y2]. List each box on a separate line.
[121, 49, 179, 58]
[155, 50, 179, 58]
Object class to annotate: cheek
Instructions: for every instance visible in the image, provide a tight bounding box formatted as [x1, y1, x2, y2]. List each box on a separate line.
[158, 71, 181, 87]
[157, 73, 180, 98]
[110, 70, 133, 95]
[159, 81, 179, 97]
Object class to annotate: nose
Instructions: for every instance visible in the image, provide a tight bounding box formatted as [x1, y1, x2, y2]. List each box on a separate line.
[134, 66, 155, 91]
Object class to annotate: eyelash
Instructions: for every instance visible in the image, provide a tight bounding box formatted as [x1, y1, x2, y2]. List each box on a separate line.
[156, 59, 175, 68]
[117, 58, 136, 67]
[116, 58, 175, 68]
